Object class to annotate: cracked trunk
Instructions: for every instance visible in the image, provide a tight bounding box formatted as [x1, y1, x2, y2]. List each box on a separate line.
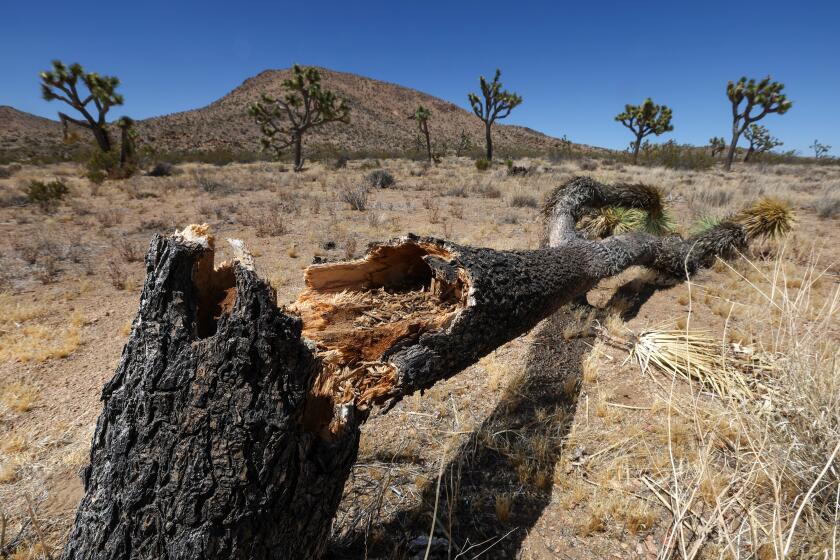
[62, 177, 779, 559]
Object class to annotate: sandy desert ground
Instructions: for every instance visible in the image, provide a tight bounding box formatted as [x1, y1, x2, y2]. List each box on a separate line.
[1, 156, 839, 559]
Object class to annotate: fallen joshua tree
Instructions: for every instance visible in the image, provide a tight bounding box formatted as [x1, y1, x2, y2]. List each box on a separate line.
[61, 176, 794, 559]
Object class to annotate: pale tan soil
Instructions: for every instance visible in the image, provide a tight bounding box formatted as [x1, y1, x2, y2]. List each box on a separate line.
[0, 157, 838, 559]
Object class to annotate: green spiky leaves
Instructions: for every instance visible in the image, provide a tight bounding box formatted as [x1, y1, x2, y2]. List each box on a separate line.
[247, 65, 351, 169]
[413, 105, 431, 124]
[615, 98, 674, 140]
[39, 60, 124, 152]
[580, 207, 675, 239]
[615, 98, 673, 163]
[709, 137, 726, 157]
[689, 216, 724, 237]
[723, 76, 791, 170]
[40, 60, 123, 108]
[467, 69, 522, 124]
[579, 183, 674, 239]
[248, 65, 350, 130]
[727, 76, 792, 122]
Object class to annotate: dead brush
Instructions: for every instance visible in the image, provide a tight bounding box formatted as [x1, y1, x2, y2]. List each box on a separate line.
[115, 238, 142, 263]
[628, 251, 840, 559]
[106, 259, 128, 290]
[339, 184, 369, 211]
[626, 329, 757, 401]
[251, 212, 287, 237]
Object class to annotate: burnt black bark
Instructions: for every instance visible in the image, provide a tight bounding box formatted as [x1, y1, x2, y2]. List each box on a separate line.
[62, 233, 360, 559]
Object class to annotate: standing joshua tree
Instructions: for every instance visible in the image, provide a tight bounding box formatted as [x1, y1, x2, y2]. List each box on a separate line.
[468, 69, 522, 161]
[810, 139, 831, 159]
[615, 98, 673, 164]
[709, 137, 726, 158]
[410, 105, 432, 163]
[248, 65, 350, 172]
[724, 76, 792, 171]
[40, 60, 124, 153]
[116, 117, 137, 168]
[743, 124, 782, 162]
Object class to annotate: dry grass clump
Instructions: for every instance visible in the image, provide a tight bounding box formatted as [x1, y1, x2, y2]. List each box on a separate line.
[812, 196, 840, 219]
[626, 254, 840, 559]
[0, 294, 82, 363]
[339, 184, 369, 211]
[0, 382, 38, 414]
[508, 194, 539, 208]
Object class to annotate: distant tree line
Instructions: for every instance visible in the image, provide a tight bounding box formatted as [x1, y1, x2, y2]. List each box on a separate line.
[39, 60, 832, 174]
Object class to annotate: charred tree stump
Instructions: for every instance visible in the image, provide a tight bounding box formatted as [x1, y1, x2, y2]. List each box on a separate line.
[63, 178, 793, 559]
[62, 228, 359, 559]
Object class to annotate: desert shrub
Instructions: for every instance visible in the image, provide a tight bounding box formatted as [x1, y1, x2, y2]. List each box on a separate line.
[34, 253, 60, 284]
[473, 183, 502, 199]
[498, 212, 519, 224]
[340, 235, 357, 260]
[507, 165, 529, 176]
[813, 197, 840, 219]
[25, 179, 69, 212]
[0, 187, 27, 208]
[0, 164, 21, 179]
[339, 185, 369, 211]
[148, 162, 178, 177]
[85, 149, 122, 184]
[193, 172, 231, 194]
[578, 159, 598, 171]
[359, 159, 381, 171]
[106, 260, 127, 289]
[445, 186, 468, 198]
[694, 187, 733, 208]
[509, 194, 539, 208]
[636, 140, 714, 170]
[332, 154, 350, 170]
[475, 158, 491, 171]
[366, 169, 395, 189]
[409, 162, 430, 177]
[115, 239, 142, 262]
[251, 212, 287, 237]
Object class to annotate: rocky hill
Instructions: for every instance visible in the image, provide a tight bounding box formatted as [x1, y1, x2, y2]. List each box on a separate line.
[2, 68, 565, 161]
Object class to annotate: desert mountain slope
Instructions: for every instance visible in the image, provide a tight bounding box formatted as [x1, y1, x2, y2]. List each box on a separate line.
[0, 106, 65, 157]
[2, 68, 564, 160]
[138, 67, 562, 155]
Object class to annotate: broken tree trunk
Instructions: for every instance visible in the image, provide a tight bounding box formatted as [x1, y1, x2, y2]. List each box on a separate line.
[62, 178, 792, 559]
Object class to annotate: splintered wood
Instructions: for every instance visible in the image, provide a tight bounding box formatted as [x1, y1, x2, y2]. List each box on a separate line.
[293, 242, 466, 437]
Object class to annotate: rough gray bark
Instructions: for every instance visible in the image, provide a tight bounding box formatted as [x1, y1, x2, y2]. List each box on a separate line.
[63, 177, 772, 559]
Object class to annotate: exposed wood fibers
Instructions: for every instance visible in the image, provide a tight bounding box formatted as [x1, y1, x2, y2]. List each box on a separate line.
[294, 242, 467, 438]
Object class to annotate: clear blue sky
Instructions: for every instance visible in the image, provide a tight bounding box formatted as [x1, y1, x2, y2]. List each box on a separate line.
[2, 0, 838, 155]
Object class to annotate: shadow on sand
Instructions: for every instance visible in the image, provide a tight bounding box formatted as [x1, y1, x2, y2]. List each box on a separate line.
[329, 301, 597, 559]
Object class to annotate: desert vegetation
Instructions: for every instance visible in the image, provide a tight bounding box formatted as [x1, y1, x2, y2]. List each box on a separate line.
[410, 105, 434, 163]
[723, 76, 792, 170]
[615, 98, 674, 163]
[0, 151, 838, 559]
[248, 65, 351, 172]
[468, 69, 522, 161]
[0, 52, 838, 560]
